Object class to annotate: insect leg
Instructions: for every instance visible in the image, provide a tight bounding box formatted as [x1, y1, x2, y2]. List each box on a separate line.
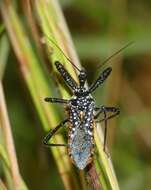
[95, 106, 109, 153]
[95, 106, 120, 122]
[94, 106, 120, 154]
[55, 61, 78, 91]
[44, 97, 69, 104]
[88, 67, 112, 93]
[102, 107, 108, 154]
[43, 119, 69, 147]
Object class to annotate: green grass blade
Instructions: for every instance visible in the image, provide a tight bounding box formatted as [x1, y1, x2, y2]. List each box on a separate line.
[0, 34, 9, 80]
[0, 82, 28, 190]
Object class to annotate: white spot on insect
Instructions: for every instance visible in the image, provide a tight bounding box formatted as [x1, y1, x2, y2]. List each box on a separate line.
[85, 123, 89, 127]
[88, 112, 91, 116]
[88, 130, 92, 136]
[75, 121, 78, 125]
[73, 112, 76, 116]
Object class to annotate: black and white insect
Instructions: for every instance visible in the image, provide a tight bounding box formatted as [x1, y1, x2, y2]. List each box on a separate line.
[43, 41, 132, 170]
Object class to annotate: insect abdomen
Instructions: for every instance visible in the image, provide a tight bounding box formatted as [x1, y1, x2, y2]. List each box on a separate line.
[68, 102, 95, 170]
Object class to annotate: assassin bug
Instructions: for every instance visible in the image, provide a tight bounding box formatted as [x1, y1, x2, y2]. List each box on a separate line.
[43, 40, 133, 170]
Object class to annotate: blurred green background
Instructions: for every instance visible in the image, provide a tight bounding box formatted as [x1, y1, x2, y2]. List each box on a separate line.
[1, 0, 151, 190]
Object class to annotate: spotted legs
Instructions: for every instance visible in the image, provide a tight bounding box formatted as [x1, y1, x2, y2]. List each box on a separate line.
[94, 106, 120, 154]
[43, 119, 69, 147]
[55, 61, 78, 91]
[88, 67, 112, 94]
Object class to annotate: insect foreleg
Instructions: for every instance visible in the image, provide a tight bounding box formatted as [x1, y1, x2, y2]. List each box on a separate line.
[55, 61, 78, 91]
[43, 119, 69, 147]
[88, 67, 112, 93]
[44, 97, 69, 104]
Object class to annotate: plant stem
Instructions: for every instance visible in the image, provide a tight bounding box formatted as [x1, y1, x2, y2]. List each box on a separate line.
[86, 163, 102, 190]
[35, 0, 120, 189]
[0, 178, 7, 190]
[0, 83, 22, 190]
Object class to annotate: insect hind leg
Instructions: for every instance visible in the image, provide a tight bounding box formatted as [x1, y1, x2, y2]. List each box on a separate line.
[43, 119, 69, 147]
[94, 106, 120, 155]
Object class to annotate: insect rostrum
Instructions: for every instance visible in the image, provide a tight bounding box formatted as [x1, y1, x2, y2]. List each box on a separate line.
[43, 61, 120, 170]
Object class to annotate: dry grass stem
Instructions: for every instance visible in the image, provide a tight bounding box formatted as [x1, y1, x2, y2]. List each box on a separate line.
[0, 83, 22, 190]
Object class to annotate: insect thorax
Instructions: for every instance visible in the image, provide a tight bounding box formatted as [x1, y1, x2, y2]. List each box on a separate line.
[68, 95, 95, 169]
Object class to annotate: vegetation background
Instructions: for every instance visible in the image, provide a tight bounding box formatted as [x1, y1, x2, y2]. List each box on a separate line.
[0, 0, 151, 190]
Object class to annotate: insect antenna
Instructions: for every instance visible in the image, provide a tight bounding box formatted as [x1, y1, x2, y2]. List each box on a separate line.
[44, 34, 81, 72]
[96, 41, 134, 69]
